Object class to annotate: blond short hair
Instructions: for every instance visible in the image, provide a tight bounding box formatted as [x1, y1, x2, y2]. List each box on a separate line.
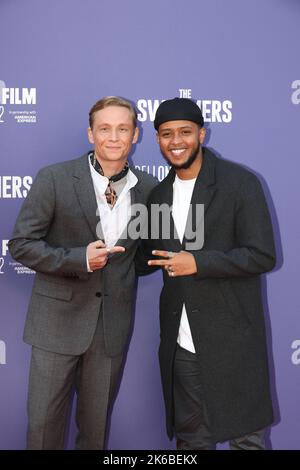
[89, 96, 137, 129]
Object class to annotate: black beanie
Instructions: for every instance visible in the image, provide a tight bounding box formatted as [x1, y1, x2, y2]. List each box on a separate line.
[154, 97, 204, 130]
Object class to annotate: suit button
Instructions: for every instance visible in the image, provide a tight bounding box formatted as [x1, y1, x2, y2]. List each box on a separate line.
[95, 292, 102, 298]
[172, 311, 178, 316]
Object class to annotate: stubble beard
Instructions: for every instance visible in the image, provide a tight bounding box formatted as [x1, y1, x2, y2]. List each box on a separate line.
[162, 143, 201, 170]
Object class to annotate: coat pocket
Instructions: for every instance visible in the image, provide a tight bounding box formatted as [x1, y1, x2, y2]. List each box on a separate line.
[34, 279, 73, 301]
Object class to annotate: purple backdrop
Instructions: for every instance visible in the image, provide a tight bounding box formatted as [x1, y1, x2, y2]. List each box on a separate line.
[1, 0, 299, 450]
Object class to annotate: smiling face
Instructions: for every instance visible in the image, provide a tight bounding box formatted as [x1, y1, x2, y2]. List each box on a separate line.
[157, 120, 206, 170]
[88, 105, 139, 165]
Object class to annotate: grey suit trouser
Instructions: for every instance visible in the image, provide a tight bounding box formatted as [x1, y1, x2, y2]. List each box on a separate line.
[26, 310, 123, 450]
[173, 345, 266, 450]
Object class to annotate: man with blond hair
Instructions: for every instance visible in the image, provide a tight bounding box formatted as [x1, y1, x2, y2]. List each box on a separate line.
[9, 96, 156, 449]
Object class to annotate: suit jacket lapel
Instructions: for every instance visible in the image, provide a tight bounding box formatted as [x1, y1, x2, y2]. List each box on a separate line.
[111, 181, 142, 250]
[73, 155, 105, 241]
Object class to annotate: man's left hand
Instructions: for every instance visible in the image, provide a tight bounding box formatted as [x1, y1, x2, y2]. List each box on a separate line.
[148, 250, 197, 277]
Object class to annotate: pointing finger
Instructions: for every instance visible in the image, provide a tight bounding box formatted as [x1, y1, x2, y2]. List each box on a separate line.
[108, 246, 126, 254]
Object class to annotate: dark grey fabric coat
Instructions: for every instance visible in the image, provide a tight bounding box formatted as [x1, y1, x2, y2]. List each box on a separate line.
[145, 148, 276, 443]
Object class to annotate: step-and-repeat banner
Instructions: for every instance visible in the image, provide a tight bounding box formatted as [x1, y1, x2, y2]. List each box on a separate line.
[0, 0, 299, 449]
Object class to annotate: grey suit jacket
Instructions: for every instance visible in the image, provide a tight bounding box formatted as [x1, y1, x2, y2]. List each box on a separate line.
[9, 154, 157, 357]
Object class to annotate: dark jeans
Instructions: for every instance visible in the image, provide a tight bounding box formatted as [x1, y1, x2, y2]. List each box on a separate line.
[173, 345, 266, 450]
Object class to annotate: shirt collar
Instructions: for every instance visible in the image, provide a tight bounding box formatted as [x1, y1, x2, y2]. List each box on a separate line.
[88, 154, 138, 195]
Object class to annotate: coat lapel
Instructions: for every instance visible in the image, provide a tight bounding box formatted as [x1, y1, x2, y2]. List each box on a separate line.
[182, 148, 217, 248]
[73, 154, 105, 241]
[157, 168, 183, 252]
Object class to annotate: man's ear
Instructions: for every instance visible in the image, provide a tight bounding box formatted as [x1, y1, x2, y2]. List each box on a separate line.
[132, 127, 139, 144]
[88, 127, 94, 144]
[199, 127, 206, 144]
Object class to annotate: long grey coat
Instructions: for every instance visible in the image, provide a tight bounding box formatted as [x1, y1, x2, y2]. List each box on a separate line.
[9, 154, 157, 357]
[145, 148, 276, 443]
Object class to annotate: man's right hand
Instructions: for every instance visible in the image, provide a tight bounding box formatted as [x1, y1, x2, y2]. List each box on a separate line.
[87, 240, 125, 271]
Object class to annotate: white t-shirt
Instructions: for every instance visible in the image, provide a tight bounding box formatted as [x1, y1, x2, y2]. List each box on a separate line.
[172, 175, 196, 353]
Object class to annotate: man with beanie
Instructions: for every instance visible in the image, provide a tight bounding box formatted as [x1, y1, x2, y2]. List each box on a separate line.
[146, 98, 276, 450]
